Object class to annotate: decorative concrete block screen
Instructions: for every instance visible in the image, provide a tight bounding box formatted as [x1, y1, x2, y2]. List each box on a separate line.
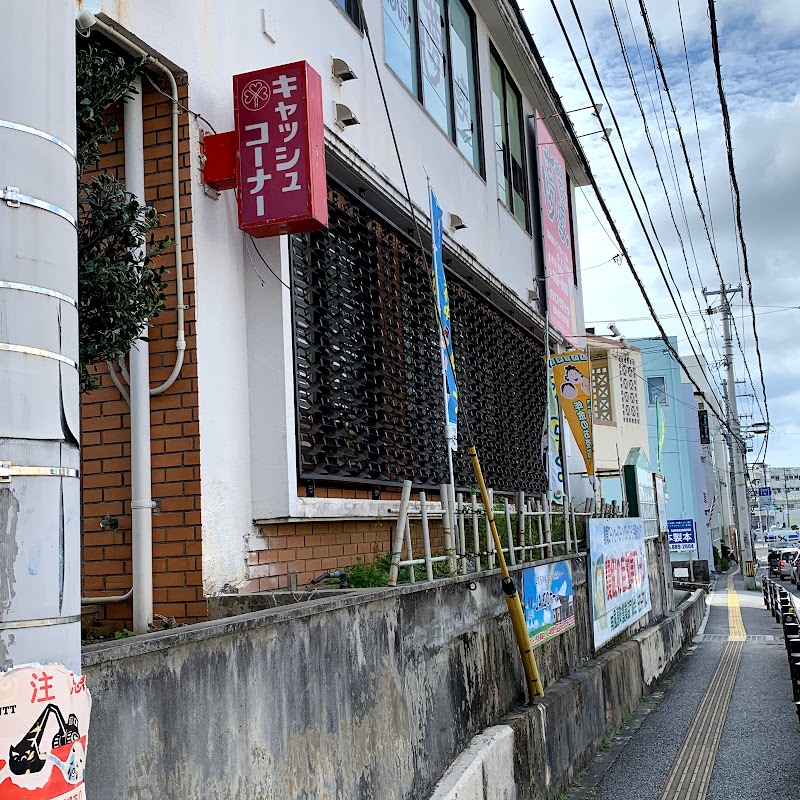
[290, 181, 548, 493]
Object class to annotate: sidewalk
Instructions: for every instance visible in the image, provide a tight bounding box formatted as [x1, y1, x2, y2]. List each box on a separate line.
[573, 572, 800, 800]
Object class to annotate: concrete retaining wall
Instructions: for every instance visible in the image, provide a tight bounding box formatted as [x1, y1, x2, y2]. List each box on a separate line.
[428, 590, 706, 800]
[81, 556, 702, 800]
[83, 558, 584, 800]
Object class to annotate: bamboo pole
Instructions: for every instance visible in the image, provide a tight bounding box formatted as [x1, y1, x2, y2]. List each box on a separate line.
[388, 480, 413, 586]
[469, 446, 544, 701]
[420, 491, 434, 582]
[458, 492, 467, 574]
[504, 498, 515, 566]
[487, 488, 496, 570]
[404, 517, 415, 584]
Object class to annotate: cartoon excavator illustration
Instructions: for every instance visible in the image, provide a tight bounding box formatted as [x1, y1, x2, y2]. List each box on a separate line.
[8, 704, 80, 775]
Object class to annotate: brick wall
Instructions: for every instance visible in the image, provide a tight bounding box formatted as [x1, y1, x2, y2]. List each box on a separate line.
[81, 74, 203, 629]
[244, 489, 448, 592]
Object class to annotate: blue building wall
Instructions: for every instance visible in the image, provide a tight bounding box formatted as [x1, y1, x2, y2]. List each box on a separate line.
[629, 337, 710, 563]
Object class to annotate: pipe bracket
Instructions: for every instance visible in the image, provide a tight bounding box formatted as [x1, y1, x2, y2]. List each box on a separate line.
[2, 187, 76, 227]
[0, 342, 78, 369]
[0, 462, 79, 484]
[0, 614, 82, 631]
[0, 119, 76, 158]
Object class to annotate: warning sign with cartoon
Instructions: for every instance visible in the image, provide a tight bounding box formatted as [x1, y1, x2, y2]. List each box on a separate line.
[0, 663, 91, 800]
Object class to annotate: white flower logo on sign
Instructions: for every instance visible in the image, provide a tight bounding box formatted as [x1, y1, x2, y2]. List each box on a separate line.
[242, 79, 272, 111]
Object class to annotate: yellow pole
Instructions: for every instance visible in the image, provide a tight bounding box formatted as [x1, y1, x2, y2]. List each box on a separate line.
[469, 446, 544, 700]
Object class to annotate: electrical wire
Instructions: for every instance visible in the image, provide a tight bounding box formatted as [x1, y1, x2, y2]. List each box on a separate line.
[607, 0, 726, 393]
[549, 0, 726, 416]
[707, 0, 770, 458]
[637, 0, 767, 445]
[531, 2, 741, 448]
[676, 0, 717, 254]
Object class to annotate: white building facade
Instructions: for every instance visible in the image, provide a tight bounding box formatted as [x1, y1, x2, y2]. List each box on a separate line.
[75, 0, 592, 601]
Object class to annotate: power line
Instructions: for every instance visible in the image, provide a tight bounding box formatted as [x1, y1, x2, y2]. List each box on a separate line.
[543, 0, 737, 445]
[554, 0, 723, 413]
[675, 0, 717, 254]
[637, 0, 766, 438]
[607, 0, 726, 394]
[707, 0, 770, 457]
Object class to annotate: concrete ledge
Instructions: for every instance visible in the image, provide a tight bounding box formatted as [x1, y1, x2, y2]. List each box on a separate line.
[429, 726, 517, 800]
[429, 589, 706, 800]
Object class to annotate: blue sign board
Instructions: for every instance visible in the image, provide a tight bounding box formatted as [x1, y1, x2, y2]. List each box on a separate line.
[522, 560, 575, 648]
[667, 519, 696, 552]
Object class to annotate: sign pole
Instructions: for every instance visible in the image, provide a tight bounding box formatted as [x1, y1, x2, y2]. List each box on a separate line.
[428, 183, 457, 563]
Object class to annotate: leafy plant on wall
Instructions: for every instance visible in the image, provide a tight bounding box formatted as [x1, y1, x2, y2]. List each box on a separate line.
[76, 45, 169, 390]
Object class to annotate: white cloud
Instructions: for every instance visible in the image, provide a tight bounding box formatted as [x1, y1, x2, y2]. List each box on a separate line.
[523, 0, 800, 465]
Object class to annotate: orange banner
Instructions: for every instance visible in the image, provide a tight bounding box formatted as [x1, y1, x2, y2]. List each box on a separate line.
[548, 349, 594, 477]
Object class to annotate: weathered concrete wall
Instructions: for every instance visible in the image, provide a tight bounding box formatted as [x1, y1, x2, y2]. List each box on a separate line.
[429, 590, 705, 800]
[83, 558, 585, 800]
[82, 555, 701, 800]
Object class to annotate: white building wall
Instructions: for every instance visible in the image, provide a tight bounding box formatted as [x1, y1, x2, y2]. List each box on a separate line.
[79, 0, 589, 590]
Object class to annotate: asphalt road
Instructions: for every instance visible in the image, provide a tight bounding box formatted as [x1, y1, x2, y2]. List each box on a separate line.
[584, 574, 800, 800]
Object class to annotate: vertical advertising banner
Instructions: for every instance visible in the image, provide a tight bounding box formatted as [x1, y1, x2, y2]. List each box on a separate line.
[522, 560, 575, 647]
[0, 664, 91, 800]
[545, 369, 565, 504]
[589, 518, 651, 648]
[536, 113, 577, 344]
[429, 186, 458, 448]
[549, 349, 594, 477]
[233, 61, 327, 237]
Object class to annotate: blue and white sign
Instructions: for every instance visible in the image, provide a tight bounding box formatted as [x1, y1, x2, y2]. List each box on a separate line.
[758, 486, 772, 510]
[667, 519, 696, 552]
[429, 185, 458, 449]
[522, 560, 575, 647]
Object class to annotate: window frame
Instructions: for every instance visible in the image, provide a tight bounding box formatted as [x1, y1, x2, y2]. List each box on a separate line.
[382, 0, 484, 176]
[488, 45, 530, 231]
[332, 0, 364, 28]
[646, 375, 668, 407]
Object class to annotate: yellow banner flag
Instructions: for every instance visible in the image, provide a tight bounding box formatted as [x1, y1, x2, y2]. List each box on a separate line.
[548, 349, 595, 477]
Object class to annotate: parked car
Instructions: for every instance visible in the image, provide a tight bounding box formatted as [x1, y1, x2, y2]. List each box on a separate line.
[777, 549, 799, 580]
[769, 549, 782, 576]
[792, 555, 800, 587]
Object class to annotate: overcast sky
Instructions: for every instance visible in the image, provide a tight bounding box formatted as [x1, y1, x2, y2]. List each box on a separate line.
[523, 0, 800, 467]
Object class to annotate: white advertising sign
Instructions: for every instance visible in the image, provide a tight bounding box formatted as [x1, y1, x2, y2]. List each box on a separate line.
[589, 518, 652, 648]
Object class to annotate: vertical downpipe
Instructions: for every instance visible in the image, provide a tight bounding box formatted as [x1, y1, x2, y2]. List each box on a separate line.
[125, 78, 154, 634]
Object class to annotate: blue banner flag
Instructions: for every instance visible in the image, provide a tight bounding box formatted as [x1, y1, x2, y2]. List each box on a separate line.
[429, 186, 458, 449]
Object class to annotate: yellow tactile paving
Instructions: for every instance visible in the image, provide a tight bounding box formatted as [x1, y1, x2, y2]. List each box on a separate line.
[657, 570, 745, 800]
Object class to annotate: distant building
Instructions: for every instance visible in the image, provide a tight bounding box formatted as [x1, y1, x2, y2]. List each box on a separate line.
[751, 466, 800, 529]
[682, 355, 735, 556]
[628, 337, 714, 566]
[585, 335, 651, 505]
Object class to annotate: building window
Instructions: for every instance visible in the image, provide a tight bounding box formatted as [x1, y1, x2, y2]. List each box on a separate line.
[490, 49, 528, 229]
[383, 0, 483, 173]
[334, 0, 363, 27]
[591, 354, 613, 422]
[646, 376, 667, 406]
[617, 353, 640, 424]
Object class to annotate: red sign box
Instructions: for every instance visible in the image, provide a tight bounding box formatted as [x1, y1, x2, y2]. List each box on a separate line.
[233, 61, 327, 237]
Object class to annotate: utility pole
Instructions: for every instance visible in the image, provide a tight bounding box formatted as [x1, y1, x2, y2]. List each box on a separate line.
[0, 1, 80, 671]
[705, 284, 755, 588]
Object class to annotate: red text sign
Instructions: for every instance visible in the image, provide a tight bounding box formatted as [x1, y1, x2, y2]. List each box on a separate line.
[233, 62, 327, 237]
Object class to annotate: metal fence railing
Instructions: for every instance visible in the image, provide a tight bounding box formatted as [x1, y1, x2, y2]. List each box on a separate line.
[762, 576, 800, 721]
[389, 479, 627, 584]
